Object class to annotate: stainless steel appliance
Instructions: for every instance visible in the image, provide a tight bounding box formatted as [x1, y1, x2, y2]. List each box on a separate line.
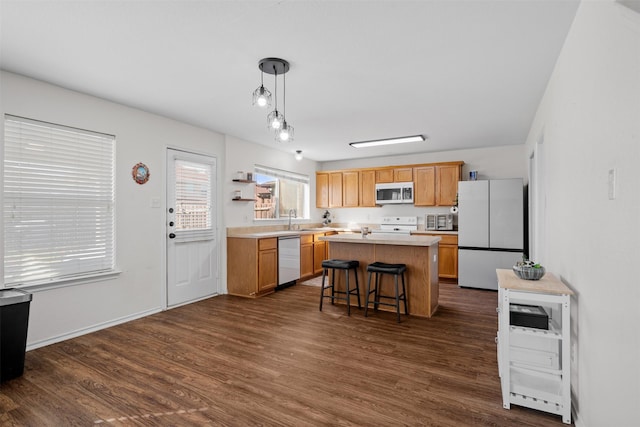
[458, 179, 524, 290]
[278, 235, 300, 289]
[425, 213, 454, 230]
[375, 182, 414, 204]
[370, 216, 418, 234]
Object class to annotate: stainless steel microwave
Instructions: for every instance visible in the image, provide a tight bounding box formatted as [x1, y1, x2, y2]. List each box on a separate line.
[375, 182, 414, 204]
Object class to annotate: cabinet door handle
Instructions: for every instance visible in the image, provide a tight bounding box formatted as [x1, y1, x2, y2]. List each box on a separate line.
[169, 233, 176, 239]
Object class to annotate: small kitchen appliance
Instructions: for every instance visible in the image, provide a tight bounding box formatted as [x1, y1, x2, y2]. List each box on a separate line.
[425, 213, 454, 230]
[375, 182, 414, 204]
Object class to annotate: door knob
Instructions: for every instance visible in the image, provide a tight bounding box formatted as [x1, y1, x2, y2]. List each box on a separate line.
[169, 233, 176, 239]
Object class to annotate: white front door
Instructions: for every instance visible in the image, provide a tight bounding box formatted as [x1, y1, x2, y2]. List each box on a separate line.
[166, 148, 218, 307]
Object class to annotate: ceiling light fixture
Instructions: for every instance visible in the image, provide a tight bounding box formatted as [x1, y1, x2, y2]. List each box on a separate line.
[254, 58, 294, 142]
[276, 70, 294, 142]
[294, 150, 303, 161]
[252, 66, 272, 108]
[349, 135, 426, 148]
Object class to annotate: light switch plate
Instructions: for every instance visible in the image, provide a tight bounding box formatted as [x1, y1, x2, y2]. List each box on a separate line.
[608, 169, 616, 200]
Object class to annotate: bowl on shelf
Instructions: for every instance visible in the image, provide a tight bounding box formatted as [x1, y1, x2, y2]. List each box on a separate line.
[512, 265, 546, 280]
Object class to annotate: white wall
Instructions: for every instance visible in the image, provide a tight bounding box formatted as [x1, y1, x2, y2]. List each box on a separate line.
[1, 71, 225, 348]
[321, 145, 527, 226]
[524, 2, 640, 425]
[224, 135, 320, 229]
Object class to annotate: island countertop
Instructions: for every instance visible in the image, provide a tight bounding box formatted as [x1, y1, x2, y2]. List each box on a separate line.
[319, 233, 441, 246]
[322, 233, 440, 318]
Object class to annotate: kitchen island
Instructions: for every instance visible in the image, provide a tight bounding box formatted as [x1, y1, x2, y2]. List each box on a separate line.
[319, 233, 441, 317]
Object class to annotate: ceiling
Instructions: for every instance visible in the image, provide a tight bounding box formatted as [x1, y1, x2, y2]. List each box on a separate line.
[0, 1, 580, 162]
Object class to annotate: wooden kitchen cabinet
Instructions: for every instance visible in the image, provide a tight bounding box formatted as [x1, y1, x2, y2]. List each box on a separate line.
[313, 233, 327, 275]
[316, 172, 329, 208]
[342, 170, 359, 207]
[394, 168, 413, 182]
[375, 168, 394, 183]
[329, 172, 343, 208]
[317, 161, 463, 208]
[414, 162, 463, 206]
[436, 234, 458, 279]
[436, 164, 461, 206]
[300, 234, 314, 280]
[227, 237, 278, 297]
[375, 167, 413, 183]
[413, 166, 436, 206]
[359, 170, 376, 207]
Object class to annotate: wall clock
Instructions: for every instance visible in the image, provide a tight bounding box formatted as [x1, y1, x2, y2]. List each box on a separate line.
[132, 162, 150, 185]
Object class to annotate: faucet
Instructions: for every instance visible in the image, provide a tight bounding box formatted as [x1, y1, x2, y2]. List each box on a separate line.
[288, 209, 297, 230]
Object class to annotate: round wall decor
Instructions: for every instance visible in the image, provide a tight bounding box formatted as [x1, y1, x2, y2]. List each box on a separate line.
[132, 162, 150, 184]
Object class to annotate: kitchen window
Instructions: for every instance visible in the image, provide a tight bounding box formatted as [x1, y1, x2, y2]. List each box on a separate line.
[3, 115, 116, 288]
[254, 165, 309, 220]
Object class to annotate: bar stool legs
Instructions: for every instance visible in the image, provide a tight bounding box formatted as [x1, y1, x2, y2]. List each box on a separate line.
[365, 262, 408, 323]
[319, 259, 361, 315]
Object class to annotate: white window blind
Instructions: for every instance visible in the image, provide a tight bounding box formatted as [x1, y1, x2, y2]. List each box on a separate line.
[175, 159, 212, 231]
[3, 115, 115, 286]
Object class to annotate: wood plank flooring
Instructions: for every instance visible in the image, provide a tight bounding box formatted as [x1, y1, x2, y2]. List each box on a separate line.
[0, 282, 571, 426]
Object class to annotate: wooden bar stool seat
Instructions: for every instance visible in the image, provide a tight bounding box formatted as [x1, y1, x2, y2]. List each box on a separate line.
[319, 259, 361, 315]
[364, 262, 408, 323]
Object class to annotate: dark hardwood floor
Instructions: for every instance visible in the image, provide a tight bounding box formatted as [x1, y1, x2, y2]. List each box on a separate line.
[0, 282, 570, 426]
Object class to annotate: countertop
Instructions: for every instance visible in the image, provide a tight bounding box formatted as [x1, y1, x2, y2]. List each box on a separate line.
[227, 228, 357, 239]
[226, 228, 457, 239]
[320, 233, 441, 247]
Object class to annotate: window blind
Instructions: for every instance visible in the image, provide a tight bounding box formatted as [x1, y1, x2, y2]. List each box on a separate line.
[3, 115, 115, 286]
[174, 159, 212, 232]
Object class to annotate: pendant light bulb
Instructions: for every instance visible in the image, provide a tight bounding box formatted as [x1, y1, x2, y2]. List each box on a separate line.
[268, 110, 284, 130]
[276, 120, 294, 142]
[294, 150, 303, 161]
[252, 70, 271, 108]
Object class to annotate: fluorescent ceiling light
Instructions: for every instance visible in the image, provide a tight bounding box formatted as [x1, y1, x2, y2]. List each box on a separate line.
[349, 135, 426, 148]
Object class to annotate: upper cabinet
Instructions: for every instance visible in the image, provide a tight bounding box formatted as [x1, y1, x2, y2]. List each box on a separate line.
[342, 171, 359, 207]
[414, 162, 463, 207]
[435, 164, 462, 206]
[375, 167, 413, 183]
[316, 161, 463, 208]
[316, 172, 329, 208]
[359, 170, 376, 207]
[413, 166, 436, 206]
[329, 172, 343, 208]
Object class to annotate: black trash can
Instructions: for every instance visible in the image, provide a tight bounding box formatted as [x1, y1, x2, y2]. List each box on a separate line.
[0, 288, 32, 383]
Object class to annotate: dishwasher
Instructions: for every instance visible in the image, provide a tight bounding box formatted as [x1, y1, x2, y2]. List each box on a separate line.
[277, 235, 300, 290]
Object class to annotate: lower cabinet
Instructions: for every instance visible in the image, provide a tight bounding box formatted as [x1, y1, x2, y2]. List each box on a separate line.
[423, 233, 458, 280]
[496, 269, 573, 424]
[300, 234, 314, 280]
[227, 237, 278, 297]
[312, 231, 336, 275]
[313, 233, 327, 275]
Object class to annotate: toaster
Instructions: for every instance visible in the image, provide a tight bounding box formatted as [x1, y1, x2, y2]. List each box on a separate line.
[425, 213, 454, 230]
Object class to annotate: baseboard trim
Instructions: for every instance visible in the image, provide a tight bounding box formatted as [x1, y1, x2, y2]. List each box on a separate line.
[26, 307, 163, 351]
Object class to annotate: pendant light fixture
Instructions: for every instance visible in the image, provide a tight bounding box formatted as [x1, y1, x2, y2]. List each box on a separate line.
[253, 58, 294, 142]
[266, 67, 284, 130]
[252, 66, 271, 108]
[276, 70, 294, 142]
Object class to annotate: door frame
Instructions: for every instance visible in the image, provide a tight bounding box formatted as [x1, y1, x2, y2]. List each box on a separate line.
[163, 146, 221, 310]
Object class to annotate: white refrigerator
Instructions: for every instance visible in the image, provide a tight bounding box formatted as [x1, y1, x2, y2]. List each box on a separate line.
[458, 179, 524, 290]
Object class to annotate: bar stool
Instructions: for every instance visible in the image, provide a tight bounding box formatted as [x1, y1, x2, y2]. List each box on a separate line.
[319, 259, 361, 315]
[364, 262, 408, 323]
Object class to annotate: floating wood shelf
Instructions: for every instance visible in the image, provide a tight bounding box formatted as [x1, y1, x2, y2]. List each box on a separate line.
[232, 198, 256, 202]
[232, 179, 256, 183]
